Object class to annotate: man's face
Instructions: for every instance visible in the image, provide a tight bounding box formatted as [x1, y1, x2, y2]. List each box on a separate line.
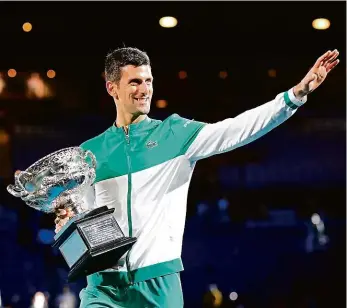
[112, 65, 153, 116]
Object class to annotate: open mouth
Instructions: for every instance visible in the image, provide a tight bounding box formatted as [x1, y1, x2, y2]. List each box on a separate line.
[134, 97, 149, 103]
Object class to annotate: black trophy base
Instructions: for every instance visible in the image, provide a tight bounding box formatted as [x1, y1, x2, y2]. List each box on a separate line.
[52, 206, 137, 282]
[68, 236, 136, 282]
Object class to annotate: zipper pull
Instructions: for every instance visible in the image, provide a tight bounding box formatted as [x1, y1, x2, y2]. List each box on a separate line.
[123, 126, 130, 144]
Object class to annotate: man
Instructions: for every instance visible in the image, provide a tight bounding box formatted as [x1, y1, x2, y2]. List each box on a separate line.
[54, 47, 339, 307]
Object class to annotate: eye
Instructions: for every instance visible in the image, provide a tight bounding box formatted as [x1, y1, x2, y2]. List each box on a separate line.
[129, 79, 141, 86]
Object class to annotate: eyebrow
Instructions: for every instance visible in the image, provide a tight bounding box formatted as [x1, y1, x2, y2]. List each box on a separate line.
[128, 77, 153, 84]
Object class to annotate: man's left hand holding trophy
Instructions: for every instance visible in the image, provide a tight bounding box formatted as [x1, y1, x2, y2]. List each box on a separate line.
[54, 196, 75, 233]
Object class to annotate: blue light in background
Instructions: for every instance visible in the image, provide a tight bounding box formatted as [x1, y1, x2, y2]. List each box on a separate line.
[197, 203, 209, 216]
[37, 229, 55, 244]
[218, 198, 229, 211]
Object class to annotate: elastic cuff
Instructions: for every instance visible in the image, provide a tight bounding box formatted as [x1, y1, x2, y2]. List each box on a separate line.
[284, 88, 307, 109]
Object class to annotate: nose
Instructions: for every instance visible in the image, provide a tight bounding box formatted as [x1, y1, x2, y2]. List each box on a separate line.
[138, 81, 150, 95]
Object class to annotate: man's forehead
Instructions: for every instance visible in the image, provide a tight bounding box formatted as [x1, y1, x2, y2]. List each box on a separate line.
[121, 65, 152, 79]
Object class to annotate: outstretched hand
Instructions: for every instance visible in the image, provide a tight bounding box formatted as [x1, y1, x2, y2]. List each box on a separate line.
[294, 49, 339, 98]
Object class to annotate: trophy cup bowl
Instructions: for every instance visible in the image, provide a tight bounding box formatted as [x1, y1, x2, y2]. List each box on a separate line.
[7, 147, 136, 281]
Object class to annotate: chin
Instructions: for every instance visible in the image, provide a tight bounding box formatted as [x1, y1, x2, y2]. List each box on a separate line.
[137, 107, 150, 115]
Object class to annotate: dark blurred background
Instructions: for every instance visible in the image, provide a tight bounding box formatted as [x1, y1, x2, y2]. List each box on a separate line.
[0, 1, 345, 307]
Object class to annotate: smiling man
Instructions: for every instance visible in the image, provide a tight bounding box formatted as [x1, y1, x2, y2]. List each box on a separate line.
[55, 47, 339, 307]
[105, 53, 153, 127]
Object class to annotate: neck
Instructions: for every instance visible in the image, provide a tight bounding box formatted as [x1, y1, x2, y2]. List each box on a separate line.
[115, 113, 147, 130]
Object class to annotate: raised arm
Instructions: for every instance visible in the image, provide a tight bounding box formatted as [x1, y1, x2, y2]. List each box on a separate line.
[185, 50, 339, 162]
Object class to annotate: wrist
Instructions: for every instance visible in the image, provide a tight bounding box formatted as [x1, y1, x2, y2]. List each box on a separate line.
[293, 83, 307, 99]
[284, 87, 307, 109]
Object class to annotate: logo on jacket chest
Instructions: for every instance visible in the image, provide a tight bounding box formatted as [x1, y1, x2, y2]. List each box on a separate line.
[146, 140, 158, 149]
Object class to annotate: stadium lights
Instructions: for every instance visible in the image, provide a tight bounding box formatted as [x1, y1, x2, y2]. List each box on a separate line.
[47, 69, 56, 79]
[156, 99, 168, 108]
[8, 69, 17, 78]
[159, 16, 178, 28]
[229, 291, 238, 301]
[312, 18, 330, 30]
[22, 22, 32, 32]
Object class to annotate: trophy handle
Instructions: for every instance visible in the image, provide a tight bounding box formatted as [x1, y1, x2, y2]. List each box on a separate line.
[84, 150, 96, 169]
[7, 184, 27, 197]
[7, 170, 33, 197]
[15, 171, 32, 193]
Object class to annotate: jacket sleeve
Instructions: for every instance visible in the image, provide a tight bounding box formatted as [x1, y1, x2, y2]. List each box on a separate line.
[185, 88, 307, 162]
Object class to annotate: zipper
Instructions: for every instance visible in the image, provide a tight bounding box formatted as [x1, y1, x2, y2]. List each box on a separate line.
[123, 126, 134, 284]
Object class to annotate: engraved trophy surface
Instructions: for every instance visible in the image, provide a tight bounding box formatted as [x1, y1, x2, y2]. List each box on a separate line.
[7, 147, 136, 281]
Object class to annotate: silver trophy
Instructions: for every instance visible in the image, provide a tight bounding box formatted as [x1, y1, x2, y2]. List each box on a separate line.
[7, 147, 136, 281]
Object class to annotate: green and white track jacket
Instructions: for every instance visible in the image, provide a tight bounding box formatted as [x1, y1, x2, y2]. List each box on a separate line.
[80, 88, 307, 286]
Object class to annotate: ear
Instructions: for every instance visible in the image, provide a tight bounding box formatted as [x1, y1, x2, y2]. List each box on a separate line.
[106, 81, 119, 99]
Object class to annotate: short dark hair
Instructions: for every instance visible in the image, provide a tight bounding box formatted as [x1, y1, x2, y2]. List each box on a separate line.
[105, 47, 151, 83]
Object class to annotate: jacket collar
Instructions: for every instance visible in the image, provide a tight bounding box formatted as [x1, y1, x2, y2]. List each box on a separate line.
[109, 116, 156, 135]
